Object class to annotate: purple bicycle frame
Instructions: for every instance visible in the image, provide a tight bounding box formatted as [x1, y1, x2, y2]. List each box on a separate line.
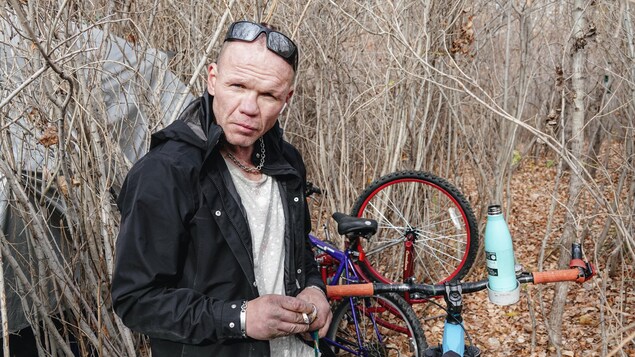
[308, 233, 386, 355]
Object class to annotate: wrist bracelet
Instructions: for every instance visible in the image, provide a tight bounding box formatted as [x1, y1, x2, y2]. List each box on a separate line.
[239, 300, 247, 338]
[306, 285, 327, 298]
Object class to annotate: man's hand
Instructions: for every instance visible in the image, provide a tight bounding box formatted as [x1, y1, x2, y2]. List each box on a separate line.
[245, 295, 316, 340]
[296, 286, 332, 338]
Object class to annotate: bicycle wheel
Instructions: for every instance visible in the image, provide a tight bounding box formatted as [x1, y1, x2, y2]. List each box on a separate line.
[351, 171, 478, 285]
[326, 292, 427, 356]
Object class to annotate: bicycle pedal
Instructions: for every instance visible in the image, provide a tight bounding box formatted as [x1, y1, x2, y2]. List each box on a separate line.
[422, 345, 442, 357]
[466, 345, 481, 357]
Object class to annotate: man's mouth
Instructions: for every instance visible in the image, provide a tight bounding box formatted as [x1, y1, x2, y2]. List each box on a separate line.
[234, 122, 257, 132]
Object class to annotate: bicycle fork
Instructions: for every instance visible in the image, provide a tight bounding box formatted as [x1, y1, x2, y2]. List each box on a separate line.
[402, 230, 417, 300]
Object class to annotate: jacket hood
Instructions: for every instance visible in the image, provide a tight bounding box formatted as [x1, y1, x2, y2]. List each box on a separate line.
[149, 97, 207, 150]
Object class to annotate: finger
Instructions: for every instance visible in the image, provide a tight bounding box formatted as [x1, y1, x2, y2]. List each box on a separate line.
[266, 303, 311, 324]
[318, 318, 331, 338]
[317, 312, 332, 338]
[275, 320, 311, 337]
[288, 310, 315, 326]
[308, 304, 318, 323]
[307, 309, 321, 330]
[308, 304, 330, 330]
[277, 296, 314, 314]
[288, 311, 311, 325]
[300, 331, 314, 341]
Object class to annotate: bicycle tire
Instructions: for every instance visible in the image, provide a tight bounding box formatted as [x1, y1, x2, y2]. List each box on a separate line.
[326, 292, 427, 356]
[351, 171, 479, 285]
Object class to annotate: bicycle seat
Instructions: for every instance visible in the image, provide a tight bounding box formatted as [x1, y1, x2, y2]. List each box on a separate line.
[332, 212, 378, 237]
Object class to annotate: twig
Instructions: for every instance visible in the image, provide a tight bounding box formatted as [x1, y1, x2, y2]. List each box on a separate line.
[606, 330, 635, 357]
[168, 0, 236, 124]
[526, 287, 537, 354]
[0, 65, 49, 111]
[290, 0, 313, 40]
[0, 231, 76, 357]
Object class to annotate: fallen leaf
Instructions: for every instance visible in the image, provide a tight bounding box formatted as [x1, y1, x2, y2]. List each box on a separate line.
[38, 125, 58, 147]
[57, 176, 69, 196]
[579, 314, 595, 326]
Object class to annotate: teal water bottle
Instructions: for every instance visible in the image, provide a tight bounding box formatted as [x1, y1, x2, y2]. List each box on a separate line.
[485, 204, 519, 305]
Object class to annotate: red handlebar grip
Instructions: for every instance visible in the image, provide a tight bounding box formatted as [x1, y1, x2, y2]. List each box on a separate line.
[532, 269, 584, 284]
[326, 283, 374, 298]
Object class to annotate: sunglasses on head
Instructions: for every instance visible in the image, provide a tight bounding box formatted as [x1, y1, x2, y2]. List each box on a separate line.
[224, 21, 298, 71]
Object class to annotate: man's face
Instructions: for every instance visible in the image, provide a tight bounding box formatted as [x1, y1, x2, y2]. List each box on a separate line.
[207, 37, 294, 148]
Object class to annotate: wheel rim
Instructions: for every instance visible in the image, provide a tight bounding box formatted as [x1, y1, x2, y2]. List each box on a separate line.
[355, 177, 473, 284]
[329, 296, 420, 357]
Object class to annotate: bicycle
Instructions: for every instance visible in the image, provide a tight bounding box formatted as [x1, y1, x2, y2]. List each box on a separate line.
[306, 183, 427, 356]
[325, 238, 596, 357]
[349, 171, 479, 297]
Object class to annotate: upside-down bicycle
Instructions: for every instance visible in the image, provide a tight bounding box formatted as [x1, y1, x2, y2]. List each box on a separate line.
[308, 178, 595, 356]
[323, 212, 595, 356]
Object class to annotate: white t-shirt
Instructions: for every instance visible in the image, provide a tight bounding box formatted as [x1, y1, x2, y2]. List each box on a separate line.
[225, 160, 314, 356]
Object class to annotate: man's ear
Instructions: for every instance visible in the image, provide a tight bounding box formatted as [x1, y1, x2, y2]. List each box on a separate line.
[206, 63, 217, 95]
[280, 90, 293, 114]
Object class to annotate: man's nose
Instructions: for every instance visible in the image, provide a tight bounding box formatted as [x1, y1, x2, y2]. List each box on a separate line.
[239, 92, 259, 115]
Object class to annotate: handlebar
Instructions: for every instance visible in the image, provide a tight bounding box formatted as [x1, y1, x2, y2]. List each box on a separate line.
[326, 279, 487, 298]
[305, 181, 323, 197]
[529, 266, 594, 284]
[327, 252, 595, 299]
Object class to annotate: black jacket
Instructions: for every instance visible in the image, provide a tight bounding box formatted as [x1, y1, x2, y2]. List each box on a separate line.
[111, 92, 324, 356]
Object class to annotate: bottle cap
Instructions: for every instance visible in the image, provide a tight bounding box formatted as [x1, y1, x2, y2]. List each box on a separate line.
[488, 204, 502, 215]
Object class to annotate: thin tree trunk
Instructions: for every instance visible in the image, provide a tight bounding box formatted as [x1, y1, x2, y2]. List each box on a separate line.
[548, 0, 590, 354]
[0, 239, 9, 357]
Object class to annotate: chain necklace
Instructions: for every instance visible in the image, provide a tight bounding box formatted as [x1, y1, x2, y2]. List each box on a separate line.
[224, 137, 266, 174]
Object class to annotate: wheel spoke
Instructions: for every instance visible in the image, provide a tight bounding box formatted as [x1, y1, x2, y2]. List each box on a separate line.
[363, 236, 406, 256]
[326, 294, 427, 356]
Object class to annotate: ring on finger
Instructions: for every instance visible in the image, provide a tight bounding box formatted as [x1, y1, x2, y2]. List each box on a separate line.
[302, 312, 311, 325]
[308, 304, 318, 324]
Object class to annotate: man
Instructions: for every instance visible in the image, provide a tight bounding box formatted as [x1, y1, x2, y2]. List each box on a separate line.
[111, 21, 331, 356]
